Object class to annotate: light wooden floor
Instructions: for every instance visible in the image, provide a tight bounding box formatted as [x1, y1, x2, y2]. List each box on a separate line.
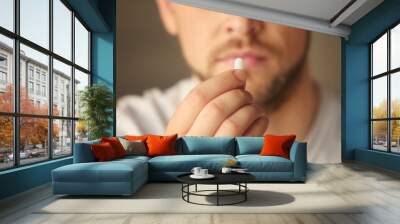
[1, 162, 400, 224]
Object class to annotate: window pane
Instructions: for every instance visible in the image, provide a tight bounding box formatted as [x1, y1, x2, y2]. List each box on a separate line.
[391, 72, 400, 118]
[372, 33, 387, 76]
[391, 24, 400, 70]
[74, 69, 89, 118]
[372, 121, 388, 151]
[391, 120, 400, 153]
[53, 119, 72, 157]
[53, 0, 72, 60]
[74, 18, 89, 70]
[0, 0, 14, 31]
[20, 0, 49, 49]
[20, 117, 49, 165]
[372, 77, 387, 119]
[0, 34, 14, 112]
[20, 44, 49, 115]
[0, 116, 13, 170]
[53, 59, 72, 117]
[75, 120, 88, 143]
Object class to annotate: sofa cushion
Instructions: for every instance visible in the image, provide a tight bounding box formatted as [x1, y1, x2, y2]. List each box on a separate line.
[53, 158, 147, 183]
[177, 136, 235, 155]
[147, 134, 178, 157]
[260, 134, 296, 159]
[101, 137, 127, 158]
[236, 155, 293, 172]
[235, 137, 263, 155]
[149, 154, 235, 172]
[91, 142, 118, 161]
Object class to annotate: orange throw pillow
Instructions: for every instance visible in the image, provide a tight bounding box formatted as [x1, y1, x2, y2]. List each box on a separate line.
[260, 134, 296, 159]
[101, 137, 127, 158]
[91, 142, 118, 161]
[146, 134, 178, 157]
[124, 135, 148, 141]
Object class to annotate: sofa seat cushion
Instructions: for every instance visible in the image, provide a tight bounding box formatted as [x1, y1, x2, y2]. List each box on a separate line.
[53, 159, 147, 183]
[236, 155, 293, 172]
[149, 154, 235, 172]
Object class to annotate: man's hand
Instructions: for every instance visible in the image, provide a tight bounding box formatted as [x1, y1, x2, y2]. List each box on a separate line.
[165, 70, 268, 136]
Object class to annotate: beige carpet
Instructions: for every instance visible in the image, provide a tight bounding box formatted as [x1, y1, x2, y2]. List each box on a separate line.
[38, 183, 362, 214]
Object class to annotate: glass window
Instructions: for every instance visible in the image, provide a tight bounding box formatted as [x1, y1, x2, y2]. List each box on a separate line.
[372, 33, 387, 76]
[372, 121, 388, 151]
[0, 34, 13, 113]
[74, 18, 89, 70]
[0, 116, 14, 169]
[371, 24, 400, 154]
[391, 24, 400, 70]
[391, 72, 400, 118]
[75, 120, 88, 143]
[19, 117, 49, 165]
[372, 76, 387, 119]
[53, 119, 72, 157]
[0, 0, 14, 31]
[53, 0, 72, 60]
[20, 44, 49, 115]
[0, 0, 92, 170]
[28, 81, 33, 94]
[391, 120, 400, 153]
[28, 67, 34, 79]
[74, 69, 89, 118]
[20, 0, 49, 49]
[53, 59, 72, 117]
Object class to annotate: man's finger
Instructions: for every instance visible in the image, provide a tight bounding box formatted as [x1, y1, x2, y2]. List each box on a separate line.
[165, 70, 247, 136]
[243, 116, 269, 136]
[214, 104, 264, 137]
[186, 89, 253, 136]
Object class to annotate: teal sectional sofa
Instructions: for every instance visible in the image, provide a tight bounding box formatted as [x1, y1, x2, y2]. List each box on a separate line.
[52, 136, 307, 196]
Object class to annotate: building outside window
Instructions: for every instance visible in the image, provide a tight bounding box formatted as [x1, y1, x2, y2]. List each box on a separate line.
[28, 81, 34, 94]
[0, 0, 91, 170]
[370, 22, 400, 154]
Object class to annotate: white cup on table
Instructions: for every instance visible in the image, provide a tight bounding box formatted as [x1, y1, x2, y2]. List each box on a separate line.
[191, 167, 202, 176]
[200, 169, 208, 176]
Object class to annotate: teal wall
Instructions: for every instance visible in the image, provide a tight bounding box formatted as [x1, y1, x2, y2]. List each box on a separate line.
[342, 0, 400, 170]
[0, 0, 115, 200]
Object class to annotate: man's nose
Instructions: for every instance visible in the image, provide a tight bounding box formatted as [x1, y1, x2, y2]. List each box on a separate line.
[224, 16, 264, 36]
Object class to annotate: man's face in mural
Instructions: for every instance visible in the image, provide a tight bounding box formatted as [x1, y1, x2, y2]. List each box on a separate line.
[156, 1, 310, 107]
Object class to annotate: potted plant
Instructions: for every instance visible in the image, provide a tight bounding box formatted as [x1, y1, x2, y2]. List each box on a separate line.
[79, 84, 113, 140]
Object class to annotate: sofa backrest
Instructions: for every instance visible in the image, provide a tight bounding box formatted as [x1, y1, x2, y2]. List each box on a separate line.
[73, 139, 100, 163]
[235, 137, 263, 155]
[176, 136, 236, 155]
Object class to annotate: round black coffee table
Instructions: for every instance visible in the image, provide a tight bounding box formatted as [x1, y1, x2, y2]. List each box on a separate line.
[177, 173, 255, 206]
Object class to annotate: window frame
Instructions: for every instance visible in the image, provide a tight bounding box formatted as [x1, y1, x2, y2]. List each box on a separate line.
[370, 20, 400, 154]
[0, 0, 92, 171]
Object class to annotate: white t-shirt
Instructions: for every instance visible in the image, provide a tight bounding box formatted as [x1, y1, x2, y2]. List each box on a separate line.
[116, 77, 341, 164]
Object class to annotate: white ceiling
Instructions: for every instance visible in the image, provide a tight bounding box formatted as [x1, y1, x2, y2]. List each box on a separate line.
[171, 0, 384, 38]
[227, 0, 352, 21]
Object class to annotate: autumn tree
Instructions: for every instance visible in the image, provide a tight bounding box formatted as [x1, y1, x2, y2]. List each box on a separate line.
[0, 84, 60, 153]
[372, 99, 400, 144]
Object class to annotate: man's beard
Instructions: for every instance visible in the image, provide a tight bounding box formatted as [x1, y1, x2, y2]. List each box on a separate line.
[257, 54, 308, 111]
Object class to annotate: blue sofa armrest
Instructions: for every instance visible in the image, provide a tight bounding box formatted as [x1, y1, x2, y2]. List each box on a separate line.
[73, 140, 100, 163]
[289, 142, 307, 181]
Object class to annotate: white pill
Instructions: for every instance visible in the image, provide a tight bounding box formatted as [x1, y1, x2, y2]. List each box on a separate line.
[233, 58, 244, 70]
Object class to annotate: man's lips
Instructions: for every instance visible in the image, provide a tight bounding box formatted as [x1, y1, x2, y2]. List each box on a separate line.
[215, 52, 266, 67]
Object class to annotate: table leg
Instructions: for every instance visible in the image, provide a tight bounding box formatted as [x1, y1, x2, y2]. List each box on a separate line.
[217, 184, 219, 206]
[195, 184, 197, 192]
[245, 183, 247, 201]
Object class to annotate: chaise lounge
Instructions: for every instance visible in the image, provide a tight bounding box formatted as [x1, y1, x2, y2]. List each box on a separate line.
[52, 136, 307, 196]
